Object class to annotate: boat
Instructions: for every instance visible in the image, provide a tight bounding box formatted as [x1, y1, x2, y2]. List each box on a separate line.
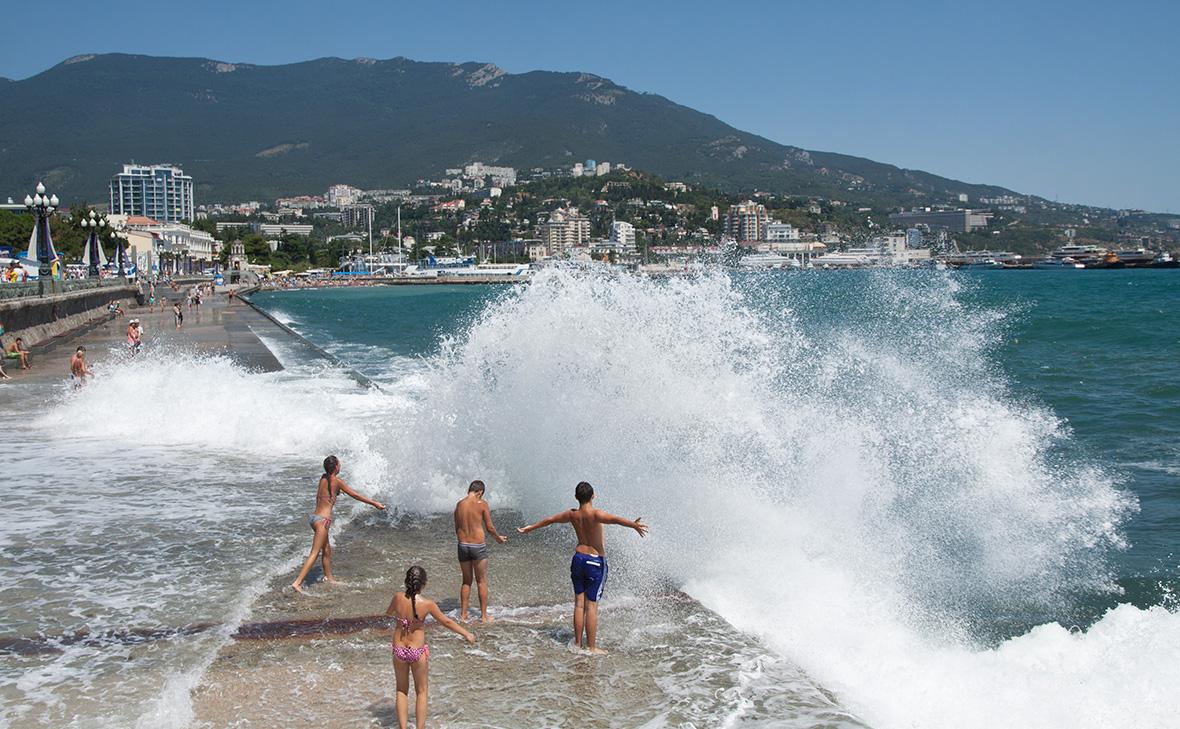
[1151, 252, 1179, 268]
[1033, 257, 1085, 269]
[336, 251, 411, 276]
[401, 257, 530, 281]
[1050, 244, 1105, 261]
[738, 253, 802, 270]
[1115, 248, 1157, 267]
[1086, 251, 1126, 269]
[959, 258, 1006, 270]
[942, 250, 1022, 268]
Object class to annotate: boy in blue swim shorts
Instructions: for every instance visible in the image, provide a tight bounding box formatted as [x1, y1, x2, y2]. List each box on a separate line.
[517, 481, 648, 653]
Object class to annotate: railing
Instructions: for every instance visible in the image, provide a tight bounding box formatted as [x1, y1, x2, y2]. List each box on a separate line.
[0, 278, 138, 301]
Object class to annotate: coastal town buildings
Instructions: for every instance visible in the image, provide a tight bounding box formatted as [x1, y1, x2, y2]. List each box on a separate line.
[463, 162, 517, 186]
[277, 195, 325, 210]
[341, 204, 375, 229]
[765, 222, 799, 242]
[539, 209, 591, 255]
[888, 208, 993, 233]
[609, 220, 637, 250]
[109, 214, 217, 272]
[724, 201, 770, 242]
[326, 184, 362, 207]
[108, 163, 194, 223]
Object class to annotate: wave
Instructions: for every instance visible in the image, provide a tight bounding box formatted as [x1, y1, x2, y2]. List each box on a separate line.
[39, 268, 1174, 727]
[381, 268, 1168, 728]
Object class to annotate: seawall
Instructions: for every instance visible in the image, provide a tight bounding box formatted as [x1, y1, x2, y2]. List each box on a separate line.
[0, 285, 140, 348]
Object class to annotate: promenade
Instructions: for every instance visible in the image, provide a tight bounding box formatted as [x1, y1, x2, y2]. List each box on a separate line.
[1, 287, 282, 386]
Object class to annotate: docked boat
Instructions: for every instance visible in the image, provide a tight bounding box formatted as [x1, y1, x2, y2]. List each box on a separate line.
[738, 253, 802, 269]
[942, 250, 1021, 268]
[1151, 252, 1179, 268]
[1086, 251, 1126, 269]
[402, 257, 530, 281]
[1050, 244, 1105, 261]
[959, 258, 1006, 270]
[1115, 248, 1157, 267]
[1033, 257, 1085, 269]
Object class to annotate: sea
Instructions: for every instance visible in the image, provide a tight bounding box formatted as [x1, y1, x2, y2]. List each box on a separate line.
[1, 268, 1177, 728]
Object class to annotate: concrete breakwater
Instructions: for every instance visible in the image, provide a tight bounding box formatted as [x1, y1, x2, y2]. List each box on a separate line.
[0, 284, 139, 348]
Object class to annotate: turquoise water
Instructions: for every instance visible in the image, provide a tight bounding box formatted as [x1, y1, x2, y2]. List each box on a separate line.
[253, 271, 1180, 621]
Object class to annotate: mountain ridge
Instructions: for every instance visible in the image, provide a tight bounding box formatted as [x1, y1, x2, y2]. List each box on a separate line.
[0, 53, 1025, 206]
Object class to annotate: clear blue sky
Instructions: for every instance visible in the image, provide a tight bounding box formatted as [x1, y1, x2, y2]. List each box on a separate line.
[3, 0, 1176, 211]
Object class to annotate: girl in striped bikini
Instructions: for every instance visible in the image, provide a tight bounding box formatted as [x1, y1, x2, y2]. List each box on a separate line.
[290, 455, 385, 594]
[385, 566, 475, 729]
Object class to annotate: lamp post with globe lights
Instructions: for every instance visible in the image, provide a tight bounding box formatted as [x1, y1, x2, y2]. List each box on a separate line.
[80, 209, 108, 279]
[109, 221, 128, 279]
[23, 182, 59, 293]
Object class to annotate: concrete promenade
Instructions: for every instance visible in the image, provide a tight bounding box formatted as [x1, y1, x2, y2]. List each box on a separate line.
[1, 287, 284, 386]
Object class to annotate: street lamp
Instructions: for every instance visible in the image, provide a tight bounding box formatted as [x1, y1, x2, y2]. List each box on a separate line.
[109, 221, 128, 279]
[80, 209, 108, 279]
[24, 182, 59, 293]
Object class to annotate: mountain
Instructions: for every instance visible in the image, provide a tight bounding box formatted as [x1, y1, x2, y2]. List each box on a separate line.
[0, 53, 1020, 205]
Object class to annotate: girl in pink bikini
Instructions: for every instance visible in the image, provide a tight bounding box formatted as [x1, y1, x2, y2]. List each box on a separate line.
[385, 566, 475, 729]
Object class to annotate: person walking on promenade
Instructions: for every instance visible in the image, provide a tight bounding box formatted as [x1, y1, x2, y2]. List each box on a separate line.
[126, 319, 142, 354]
[516, 481, 648, 654]
[453, 480, 508, 623]
[70, 346, 92, 386]
[385, 566, 475, 729]
[291, 455, 386, 593]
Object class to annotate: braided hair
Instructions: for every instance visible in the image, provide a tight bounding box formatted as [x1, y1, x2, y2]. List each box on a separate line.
[405, 566, 427, 620]
[322, 455, 339, 489]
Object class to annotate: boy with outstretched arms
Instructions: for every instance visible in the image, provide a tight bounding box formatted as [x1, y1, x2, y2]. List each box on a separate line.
[453, 480, 508, 622]
[517, 481, 647, 653]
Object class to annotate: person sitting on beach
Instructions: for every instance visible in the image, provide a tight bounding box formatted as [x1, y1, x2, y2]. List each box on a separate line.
[453, 479, 508, 623]
[517, 481, 647, 654]
[69, 346, 93, 386]
[385, 566, 475, 729]
[290, 455, 386, 593]
[5, 337, 31, 370]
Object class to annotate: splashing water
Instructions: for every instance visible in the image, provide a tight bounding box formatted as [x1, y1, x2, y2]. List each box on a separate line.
[14, 268, 1178, 728]
[375, 268, 1171, 728]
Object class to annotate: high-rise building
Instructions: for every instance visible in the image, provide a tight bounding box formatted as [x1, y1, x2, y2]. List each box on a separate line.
[724, 201, 769, 242]
[539, 209, 591, 254]
[341, 204, 375, 229]
[609, 220, 636, 249]
[327, 184, 362, 207]
[109, 164, 194, 223]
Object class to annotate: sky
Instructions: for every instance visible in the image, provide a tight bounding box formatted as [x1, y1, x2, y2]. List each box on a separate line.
[2, 0, 1176, 211]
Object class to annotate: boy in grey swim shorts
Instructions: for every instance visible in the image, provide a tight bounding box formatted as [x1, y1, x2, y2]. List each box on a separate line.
[453, 480, 508, 622]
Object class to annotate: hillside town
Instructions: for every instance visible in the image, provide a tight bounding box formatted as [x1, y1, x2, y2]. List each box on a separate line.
[3, 159, 1178, 282]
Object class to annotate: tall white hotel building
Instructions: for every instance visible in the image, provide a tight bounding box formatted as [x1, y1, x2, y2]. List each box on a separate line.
[109, 163, 195, 223]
